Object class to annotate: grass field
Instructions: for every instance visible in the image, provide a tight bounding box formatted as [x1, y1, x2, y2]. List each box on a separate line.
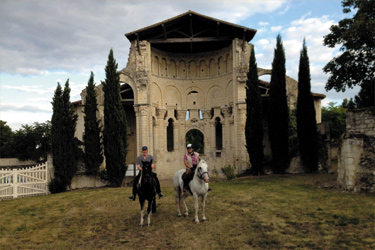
[1, 174, 374, 250]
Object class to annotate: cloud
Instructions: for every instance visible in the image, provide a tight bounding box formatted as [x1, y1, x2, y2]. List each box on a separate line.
[257, 39, 270, 45]
[0, 1, 288, 76]
[258, 22, 269, 26]
[271, 26, 283, 32]
[2, 85, 53, 95]
[278, 5, 290, 15]
[1, 103, 51, 113]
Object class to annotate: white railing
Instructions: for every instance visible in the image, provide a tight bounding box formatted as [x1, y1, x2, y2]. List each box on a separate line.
[0, 162, 48, 200]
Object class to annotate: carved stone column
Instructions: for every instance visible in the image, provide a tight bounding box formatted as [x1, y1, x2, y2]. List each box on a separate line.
[201, 109, 212, 153]
[155, 108, 167, 152]
[236, 102, 248, 172]
[134, 104, 150, 154]
[221, 106, 232, 156]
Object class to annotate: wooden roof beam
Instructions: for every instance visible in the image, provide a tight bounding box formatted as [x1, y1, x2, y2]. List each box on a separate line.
[216, 22, 220, 38]
[162, 24, 167, 39]
[149, 37, 232, 44]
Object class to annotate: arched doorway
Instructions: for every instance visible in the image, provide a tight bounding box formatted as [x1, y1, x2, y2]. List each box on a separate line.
[120, 83, 136, 164]
[185, 129, 204, 154]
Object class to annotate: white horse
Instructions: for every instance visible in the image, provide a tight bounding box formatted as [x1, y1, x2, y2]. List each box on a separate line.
[173, 160, 210, 223]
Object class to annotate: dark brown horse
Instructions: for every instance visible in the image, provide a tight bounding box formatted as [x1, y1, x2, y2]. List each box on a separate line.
[137, 160, 156, 226]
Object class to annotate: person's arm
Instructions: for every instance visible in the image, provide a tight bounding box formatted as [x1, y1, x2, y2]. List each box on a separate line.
[184, 154, 191, 169]
[184, 160, 190, 169]
[151, 157, 155, 169]
[136, 157, 142, 171]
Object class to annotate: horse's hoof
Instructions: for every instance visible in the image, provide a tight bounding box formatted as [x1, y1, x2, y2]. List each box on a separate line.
[139, 224, 143, 227]
[177, 213, 182, 217]
[193, 219, 200, 224]
[201, 218, 207, 222]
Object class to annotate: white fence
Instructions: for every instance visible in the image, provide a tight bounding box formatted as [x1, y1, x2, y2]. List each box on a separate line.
[0, 163, 48, 200]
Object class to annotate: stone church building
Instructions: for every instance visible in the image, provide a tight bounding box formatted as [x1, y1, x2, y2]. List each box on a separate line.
[73, 11, 325, 179]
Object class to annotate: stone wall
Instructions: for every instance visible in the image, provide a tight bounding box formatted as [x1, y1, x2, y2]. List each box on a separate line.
[337, 110, 375, 192]
[0, 158, 37, 169]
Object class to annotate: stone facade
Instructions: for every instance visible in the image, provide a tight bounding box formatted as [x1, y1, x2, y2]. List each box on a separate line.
[338, 110, 375, 192]
[73, 11, 325, 179]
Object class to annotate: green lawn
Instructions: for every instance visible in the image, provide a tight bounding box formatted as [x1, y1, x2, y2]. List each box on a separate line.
[1, 174, 374, 250]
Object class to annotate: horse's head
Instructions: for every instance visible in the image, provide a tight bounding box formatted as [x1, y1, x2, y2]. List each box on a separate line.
[141, 160, 153, 180]
[197, 160, 209, 183]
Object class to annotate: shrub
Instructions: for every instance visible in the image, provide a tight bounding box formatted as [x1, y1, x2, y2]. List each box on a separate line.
[221, 164, 236, 180]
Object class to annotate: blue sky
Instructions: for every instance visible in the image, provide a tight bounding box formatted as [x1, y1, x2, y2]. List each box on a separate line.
[0, 0, 360, 130]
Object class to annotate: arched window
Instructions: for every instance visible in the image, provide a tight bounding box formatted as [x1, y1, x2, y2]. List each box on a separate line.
[215, 117, 223, 150]
[167, 119, 174, 152]
[186, 129, 204, 154]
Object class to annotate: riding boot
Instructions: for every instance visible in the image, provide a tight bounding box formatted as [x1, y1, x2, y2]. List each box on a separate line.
[129, 173, 140, 201]
[153, 173, 164, 198]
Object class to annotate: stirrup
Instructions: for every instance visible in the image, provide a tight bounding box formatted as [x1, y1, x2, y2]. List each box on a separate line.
[129, 194, 136, 201]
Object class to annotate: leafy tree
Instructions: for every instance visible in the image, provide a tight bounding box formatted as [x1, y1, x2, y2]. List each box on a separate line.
[50, 80, 79, 193]
[102, 49, 128, 187]
[0, 120, 13, 158]
[296, 39, 318, 173]
[323, 0, 375, 108]
[354, 81, 374, 108]
[321, 102, 347, 144]
[268, 34, 289, 174]
[245, 47, 264, 175]
[83, 72, 103, 176]
[11, 122, 51, 162]
[342, 98, 356, 109]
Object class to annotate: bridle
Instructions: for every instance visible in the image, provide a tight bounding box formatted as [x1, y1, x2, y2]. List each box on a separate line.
[197, 166, 209, 180]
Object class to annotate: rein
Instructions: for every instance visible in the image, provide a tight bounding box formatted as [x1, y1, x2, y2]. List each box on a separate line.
[197, 168, 209, 180]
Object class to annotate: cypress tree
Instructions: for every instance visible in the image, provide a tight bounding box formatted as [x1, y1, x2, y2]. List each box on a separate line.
[268, 34, 289, 174]
[50, 80, 78, 193]
[83, 72, 103, 176]
[103, 49, 128, 187]
[245, 47, 264, 175]
[297, 39, 318, 173]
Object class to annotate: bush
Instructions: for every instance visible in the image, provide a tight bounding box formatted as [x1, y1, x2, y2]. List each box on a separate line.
[221, 164, 236, 180]
[48, 177, 67, 194]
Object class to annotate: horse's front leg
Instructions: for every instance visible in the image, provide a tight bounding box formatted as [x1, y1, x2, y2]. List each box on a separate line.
[146, 198, 153, 226]
[193, 193, 199, 224]
[139, 198, 145, 227]
[175, 189, 182, 217]
[182, 194, 189, 217]
[201, 193, 208, 222]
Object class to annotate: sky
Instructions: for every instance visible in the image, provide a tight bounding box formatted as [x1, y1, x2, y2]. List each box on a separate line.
[0, 0, 360, 131]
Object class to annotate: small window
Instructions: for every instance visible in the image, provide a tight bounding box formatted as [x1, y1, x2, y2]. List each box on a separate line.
[215, 117, 223, 150]
[167, 119, 174, 152]
[216, 152, 221, 158]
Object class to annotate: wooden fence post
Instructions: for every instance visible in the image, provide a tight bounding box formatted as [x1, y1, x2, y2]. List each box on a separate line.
[13, 168, 17, 199]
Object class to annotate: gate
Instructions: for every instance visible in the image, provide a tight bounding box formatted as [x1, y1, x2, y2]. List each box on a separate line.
[0, 163, 48, 200]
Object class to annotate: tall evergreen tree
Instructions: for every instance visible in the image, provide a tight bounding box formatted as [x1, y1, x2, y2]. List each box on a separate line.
[245, 47, 264, 175]
[83, 72, 103, 176]
[268, 34, 289, 174]
[103, 49, 128, 187]
[297, 39, 318, 173]
[50, 80, 78, 193]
